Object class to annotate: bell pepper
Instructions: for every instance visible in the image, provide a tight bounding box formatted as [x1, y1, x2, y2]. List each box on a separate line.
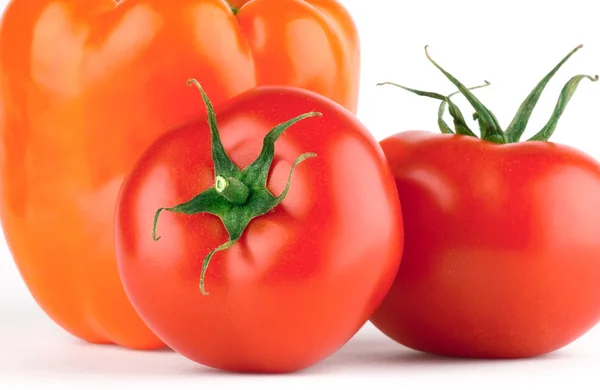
[0, 0, 359, 349]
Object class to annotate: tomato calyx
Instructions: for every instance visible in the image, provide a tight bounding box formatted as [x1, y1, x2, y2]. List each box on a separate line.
[378, 44, 598, 144]
[152, 79, 321, 295]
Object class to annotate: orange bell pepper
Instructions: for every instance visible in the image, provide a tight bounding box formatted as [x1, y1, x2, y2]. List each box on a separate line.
[0, 0, 359, 350]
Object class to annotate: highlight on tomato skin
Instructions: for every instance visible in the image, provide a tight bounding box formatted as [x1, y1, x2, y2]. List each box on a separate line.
[0, 0, 360, 350]
[369, 44, 600, 359]
[114, 81, 404, 373]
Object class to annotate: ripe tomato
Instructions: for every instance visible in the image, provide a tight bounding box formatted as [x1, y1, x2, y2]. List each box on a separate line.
[114, 82, 403, 373]
[371, 45, 600, 358]
[0, 0, 359, 349]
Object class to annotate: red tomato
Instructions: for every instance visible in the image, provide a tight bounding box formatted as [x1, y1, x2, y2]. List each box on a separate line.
[114, 82, 403, 373]
[370, 45, 600, 358]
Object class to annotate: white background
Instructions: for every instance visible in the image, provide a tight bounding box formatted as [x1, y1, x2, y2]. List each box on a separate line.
[2, 0, 600, 388]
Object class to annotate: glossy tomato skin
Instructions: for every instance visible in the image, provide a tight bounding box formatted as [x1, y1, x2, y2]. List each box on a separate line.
[370, 130, 600, 358]
[0, 0, 359, 349]
[114, 86, 403, 373]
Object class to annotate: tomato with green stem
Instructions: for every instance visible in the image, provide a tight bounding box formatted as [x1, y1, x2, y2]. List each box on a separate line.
[370, 44, 600, 358]
[114, 81, 403, 373]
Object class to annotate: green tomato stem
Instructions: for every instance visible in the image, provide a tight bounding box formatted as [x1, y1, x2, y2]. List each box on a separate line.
[215, 176, 250, 205]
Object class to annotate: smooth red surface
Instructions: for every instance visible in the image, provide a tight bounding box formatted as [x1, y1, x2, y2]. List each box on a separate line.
[0, 0, 359, 349]
[371, 130, 600, 358]
[114, 86, 404, 373]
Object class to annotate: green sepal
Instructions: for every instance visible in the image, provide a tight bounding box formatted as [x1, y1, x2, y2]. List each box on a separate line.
[186, 79, 240, 179]
[505, 45, 584, 142]
[437, 81, 491, 135]
[377, 81, 477, 137]
[528, 73, 598, 141]
[242, 111, 321, 187]
[152, 188, 232, 242]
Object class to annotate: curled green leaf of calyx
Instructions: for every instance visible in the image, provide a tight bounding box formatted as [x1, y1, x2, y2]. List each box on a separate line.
[528, 73, 599, 141]
[152, 79, 320, 295]
[273, 152, 317, 202]
[242, 111, 321, 187]
[376, 81, 477, 137]
[437, 81, 492, 135]
[423, 46, 506, 144]
[504, 45, 584, 142]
